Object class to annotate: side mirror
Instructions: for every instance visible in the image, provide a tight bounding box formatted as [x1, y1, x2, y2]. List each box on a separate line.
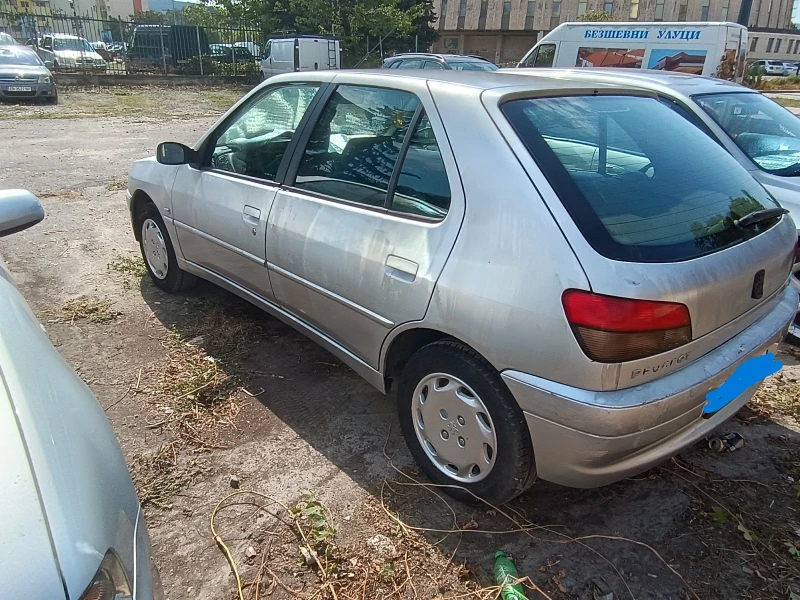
[44, 59, 54, 68]
[0, 190, 45, 238]
[156, 142, 195, 165]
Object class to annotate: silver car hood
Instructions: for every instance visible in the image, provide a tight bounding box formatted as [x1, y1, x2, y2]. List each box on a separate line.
[0, 361, 65, 599]
[0, 272, 139, 599]
[0, 65, 49, 78]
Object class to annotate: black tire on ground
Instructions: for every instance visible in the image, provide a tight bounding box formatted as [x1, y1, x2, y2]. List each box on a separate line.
[46, 89, 58, 105]
[135, 202, 196, 293]
[397, 340, 536, 506]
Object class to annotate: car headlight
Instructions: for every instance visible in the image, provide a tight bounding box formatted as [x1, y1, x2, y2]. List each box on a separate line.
[78, 551, 132, 600]
[38, 74, 50, 83]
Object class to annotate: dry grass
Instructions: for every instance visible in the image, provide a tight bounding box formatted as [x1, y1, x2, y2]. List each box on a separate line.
[132, 303, 262, 505]
[39, 296, 120, 324]
[37, 189, 83, 199]
[106, 179, 128, 191]
[751, 371, 800, 422]
[0, 86, 249, 120]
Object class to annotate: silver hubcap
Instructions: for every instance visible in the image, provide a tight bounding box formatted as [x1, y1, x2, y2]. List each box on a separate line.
[412, 373, 497, 483]
[142, 218, 168, 280]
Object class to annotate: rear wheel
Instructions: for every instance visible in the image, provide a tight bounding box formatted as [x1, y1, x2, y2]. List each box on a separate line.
[135, 203, 195, 293]
[397, 341, 535, 505]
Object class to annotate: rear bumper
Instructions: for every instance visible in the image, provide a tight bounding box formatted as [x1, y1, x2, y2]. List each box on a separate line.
[502, 284, 798, 488]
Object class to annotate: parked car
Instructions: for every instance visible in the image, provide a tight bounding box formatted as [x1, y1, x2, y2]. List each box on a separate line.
[36, 34, 106, 72]
[234, 40, 261, 59]
[127, 25, 209, 69]
[107, 41, 128, 60]
[91, 41, 113, 62]
[127, 71, 797, 504]
[0, 189, 163, 599]
[0, 45, 56, 104]
[383, 53, 498, 71]
[752, 59, 788, 76]
[260, 36, 340, 80]
[0, 31, 17, 45]
[209, 43, 255, 64]
[783, 61, 800, 76]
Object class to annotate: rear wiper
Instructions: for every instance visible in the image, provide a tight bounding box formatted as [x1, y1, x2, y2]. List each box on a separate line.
[734, 207, 789, 228]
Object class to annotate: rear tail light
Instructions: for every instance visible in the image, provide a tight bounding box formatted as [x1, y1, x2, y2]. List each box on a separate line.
[562, 289, 692, 363]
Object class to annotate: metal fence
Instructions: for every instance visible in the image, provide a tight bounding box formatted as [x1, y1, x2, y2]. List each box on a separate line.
[0, 10, 264, 77]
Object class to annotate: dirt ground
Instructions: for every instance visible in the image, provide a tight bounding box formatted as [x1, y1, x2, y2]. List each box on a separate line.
[1, 88, 799, 600]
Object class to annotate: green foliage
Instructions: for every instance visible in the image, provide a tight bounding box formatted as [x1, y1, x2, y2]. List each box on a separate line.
[711, 505, 728, 524]
[380, 563, 397, 580]
[577, 10, 615, 21]
[177, 0, 438, 66]
[788, 542, 800, 561]
[292, 490, 337, 545]
[745, 62, 766, 88]
[737, 523, 755, 542]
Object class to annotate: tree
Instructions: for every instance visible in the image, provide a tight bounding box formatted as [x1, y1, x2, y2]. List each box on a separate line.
[577, 10, 614, 21]
[130, 10, 167, 24]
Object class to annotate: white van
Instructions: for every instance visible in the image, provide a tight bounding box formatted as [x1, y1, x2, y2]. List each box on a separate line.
[517, 21, 747, 82]
[260, 36, 340, 79]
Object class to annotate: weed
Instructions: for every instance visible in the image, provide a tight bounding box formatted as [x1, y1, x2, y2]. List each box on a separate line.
[37, 189, 83, 199]
[39, 296, 120, 324]
[106, 179, 127, 191]
[379, 563, 396, 581]
[774, 97, 800, 109]
[108, 256, 147, 278]
[130, 442, 201, 507]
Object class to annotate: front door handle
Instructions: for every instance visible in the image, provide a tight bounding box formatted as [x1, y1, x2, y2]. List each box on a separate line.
[385, 255, 418, 283]
[243, 204, 261, 226]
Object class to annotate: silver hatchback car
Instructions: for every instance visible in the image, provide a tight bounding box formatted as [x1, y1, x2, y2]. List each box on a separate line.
[127, 71, 797, 504]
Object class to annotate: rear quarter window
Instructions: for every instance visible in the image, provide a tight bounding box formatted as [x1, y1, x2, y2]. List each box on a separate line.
[502, 95, 781, 262]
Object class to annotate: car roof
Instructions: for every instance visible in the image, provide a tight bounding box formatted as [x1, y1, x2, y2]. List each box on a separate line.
[505, 67, 750, 97]
[386, 53, 491, 62]
[267, 68, 649, 94]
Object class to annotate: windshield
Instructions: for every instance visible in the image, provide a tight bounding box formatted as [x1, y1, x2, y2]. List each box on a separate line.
[447, 60, 498, 71]
[503, 95, 781, 262]
[53, 37, 94, 52]
[0, 47, 43, 66]
[694, 92, 800, 176]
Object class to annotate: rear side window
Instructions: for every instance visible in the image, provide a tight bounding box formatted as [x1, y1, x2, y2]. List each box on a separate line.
[502, 95, 781, 262]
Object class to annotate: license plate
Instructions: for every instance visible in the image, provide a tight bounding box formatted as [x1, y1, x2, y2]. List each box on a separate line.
[703, 352, 782, 415]
[7, 86, 32, 92]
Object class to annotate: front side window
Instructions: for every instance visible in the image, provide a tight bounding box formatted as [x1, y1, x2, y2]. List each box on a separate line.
[694, 92, 800, 175]
[293, 85, 420, 207]
[210, 84, 319, 181]
[533, 43, 555, 67]
[391, 113, 451, 218]
[503, 95, 781, 262]
[423, 60, 446, 69]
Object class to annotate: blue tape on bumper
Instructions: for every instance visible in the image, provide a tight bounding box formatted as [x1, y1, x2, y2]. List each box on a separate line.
[704, 352, 782, 414]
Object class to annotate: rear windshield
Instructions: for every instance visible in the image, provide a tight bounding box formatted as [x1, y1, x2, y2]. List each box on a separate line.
[503, 95, 781, 262]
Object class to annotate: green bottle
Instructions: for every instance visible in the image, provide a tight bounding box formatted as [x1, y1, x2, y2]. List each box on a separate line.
[494, 551, 528, 600]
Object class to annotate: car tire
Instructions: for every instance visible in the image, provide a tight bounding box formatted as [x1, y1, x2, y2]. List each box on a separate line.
[397, 340, 536, 506]
[135, 203, 196, 293]
[46, 89, 58, 105]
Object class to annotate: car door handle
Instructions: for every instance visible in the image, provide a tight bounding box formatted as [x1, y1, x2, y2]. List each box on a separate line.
[385, 255, 418, 283]
[243, 205, 261, 225]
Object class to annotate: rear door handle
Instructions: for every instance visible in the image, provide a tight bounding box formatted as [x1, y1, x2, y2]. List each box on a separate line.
[385, 255, 418, 283]
[243, 204, 261, 225]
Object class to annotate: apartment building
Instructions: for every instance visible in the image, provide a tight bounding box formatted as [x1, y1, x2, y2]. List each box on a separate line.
[430, 0, 795, 64]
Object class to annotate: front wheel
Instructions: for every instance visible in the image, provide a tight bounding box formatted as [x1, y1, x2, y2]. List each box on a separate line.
[397, 341, 536, 505]
[136, 203, 196, 293]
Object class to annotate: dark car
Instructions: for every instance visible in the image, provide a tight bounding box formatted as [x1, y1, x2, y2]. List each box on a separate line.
[209, 44, 254, 64]
[0, 45, 56, 104]
[127, 25, 209, 68]
[382, 53, 498, 71]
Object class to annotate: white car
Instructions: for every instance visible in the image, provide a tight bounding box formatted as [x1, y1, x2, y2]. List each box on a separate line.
[753, 59, 788, 76]
[0, 190, 161, 599]
[36, 33, 106, 72]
